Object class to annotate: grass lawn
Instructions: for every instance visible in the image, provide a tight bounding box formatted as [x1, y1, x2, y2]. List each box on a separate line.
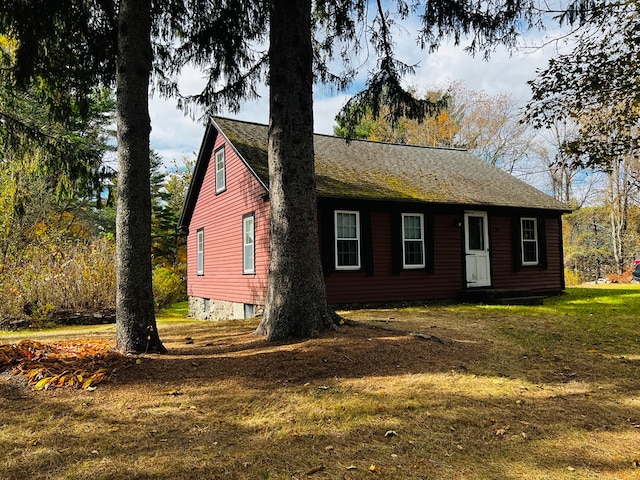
[1, 286, 639, 479]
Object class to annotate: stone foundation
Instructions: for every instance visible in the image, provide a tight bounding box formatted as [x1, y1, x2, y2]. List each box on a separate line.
[188, 296, 263, 320]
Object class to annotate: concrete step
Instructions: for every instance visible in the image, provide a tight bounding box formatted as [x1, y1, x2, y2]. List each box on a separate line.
[460, 289, 546, 305]
[494, 296, 545, 306]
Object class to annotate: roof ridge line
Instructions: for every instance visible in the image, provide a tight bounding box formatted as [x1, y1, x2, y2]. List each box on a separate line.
[212, 115, 469, 153]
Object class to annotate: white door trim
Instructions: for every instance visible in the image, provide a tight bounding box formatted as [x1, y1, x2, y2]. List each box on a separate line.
[464, 211, 491, 288]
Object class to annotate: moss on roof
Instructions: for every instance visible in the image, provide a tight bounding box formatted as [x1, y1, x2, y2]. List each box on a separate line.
[213, 116, 569, 211]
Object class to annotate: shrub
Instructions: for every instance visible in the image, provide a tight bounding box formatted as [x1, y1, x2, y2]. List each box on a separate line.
[0, 236, 116, 327]
[152, 265, 186, 310]
[607, 266, 635, 284]
[564, 268, 581, 286]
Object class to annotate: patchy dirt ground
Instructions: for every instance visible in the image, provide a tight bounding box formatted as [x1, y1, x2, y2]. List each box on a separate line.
[1, 310, 492, 393]
[119, 317, 483, 389]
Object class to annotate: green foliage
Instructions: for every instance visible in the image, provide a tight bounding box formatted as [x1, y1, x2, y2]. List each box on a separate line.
[0, 4, 117, 125]
[528, 2, 640, 279]
[527, 2, 640, 173]
[334, 88, 457, 147]
[152, 265, 186, 310]
[0, 0, 186, 352]
[150, 154, 192, 267]
[166, 0, 270, 114]
[0, 36, 116, 204]
[563, 207, 610, 281]
[28, 304, 56, 329]
[335, 57, 450, 140]
[171, 0, 546, 130]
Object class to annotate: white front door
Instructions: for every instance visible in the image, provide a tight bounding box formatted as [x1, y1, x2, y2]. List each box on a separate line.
[464, 211, 491, 288]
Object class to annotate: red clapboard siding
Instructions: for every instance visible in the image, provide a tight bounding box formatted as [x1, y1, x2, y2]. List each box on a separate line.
[489, 216, 563, 293]
[187, 135, 269, 305]
[324, 211, 464, 304]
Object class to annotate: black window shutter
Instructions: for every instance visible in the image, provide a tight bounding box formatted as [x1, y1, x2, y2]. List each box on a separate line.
[361, 210, 374, 276]
[321, 208, 335, 276]
[512, 217, 522, 272]
[391, 211, 402, 275]
[537, 217, 548, 269]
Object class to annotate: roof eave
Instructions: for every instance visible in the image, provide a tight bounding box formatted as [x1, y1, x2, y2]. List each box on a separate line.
[177, 122, 218, 233]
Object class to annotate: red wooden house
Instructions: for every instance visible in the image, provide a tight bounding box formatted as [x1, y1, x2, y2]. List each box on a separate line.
[178, 117, 570, 320]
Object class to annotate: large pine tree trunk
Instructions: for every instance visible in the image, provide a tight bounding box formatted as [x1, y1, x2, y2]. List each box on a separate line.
[254, 0, 336, 340]
[115, 0, 165, 353]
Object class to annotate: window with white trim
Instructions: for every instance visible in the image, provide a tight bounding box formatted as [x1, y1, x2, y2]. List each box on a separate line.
[243, 214, 255, 274]
[215, 147, 226, 193]
[335, 210, 360, 269]
[402, 213, 425, 268]
[521, 217, 539, 265]
[196, 228, 204, 275]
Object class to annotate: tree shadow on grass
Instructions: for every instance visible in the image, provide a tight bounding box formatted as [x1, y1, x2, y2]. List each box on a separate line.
[1, 318, 639, 479]
[121, 320, 481, 388]
[129, 318, 640, 391]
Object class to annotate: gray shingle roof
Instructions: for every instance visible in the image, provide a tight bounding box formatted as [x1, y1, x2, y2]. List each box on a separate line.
[213, 116, 569, 211]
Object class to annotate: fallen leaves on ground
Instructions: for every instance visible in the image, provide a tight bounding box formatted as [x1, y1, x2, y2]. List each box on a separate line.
[0, 339, 132, 390]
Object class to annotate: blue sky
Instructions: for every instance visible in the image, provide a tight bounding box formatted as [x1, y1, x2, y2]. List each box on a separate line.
[148, 16, 564, 169]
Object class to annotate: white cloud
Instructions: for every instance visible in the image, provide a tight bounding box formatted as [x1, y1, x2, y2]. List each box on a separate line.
[149, 22, 561, 167]
[414, 43, 553, 102]
[314, 93, 352, 134]
[148, 96, 203, 164]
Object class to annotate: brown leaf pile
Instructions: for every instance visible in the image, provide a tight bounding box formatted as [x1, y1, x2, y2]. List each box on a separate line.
[0, 339, 132, 390]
